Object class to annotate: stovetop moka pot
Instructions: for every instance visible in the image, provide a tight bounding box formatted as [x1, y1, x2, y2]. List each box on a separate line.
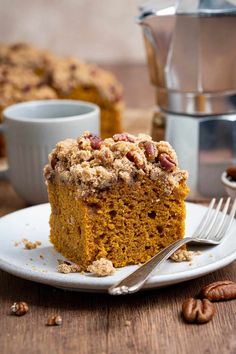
[138, 0, 236, 199]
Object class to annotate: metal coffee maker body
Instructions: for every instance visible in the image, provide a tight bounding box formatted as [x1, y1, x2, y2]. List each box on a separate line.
[138, 0, 236, 199]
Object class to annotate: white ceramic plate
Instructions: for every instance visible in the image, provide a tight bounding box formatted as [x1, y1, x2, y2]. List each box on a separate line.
[0, 202, 235, 292]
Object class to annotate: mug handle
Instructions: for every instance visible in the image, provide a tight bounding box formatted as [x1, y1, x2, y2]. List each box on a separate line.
[0, 123, 8, 179]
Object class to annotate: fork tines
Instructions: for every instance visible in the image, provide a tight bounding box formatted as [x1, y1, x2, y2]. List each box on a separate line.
[194, 198, 236, 241]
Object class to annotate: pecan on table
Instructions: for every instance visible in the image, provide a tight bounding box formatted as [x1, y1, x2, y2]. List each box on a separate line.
[11, 301, 29, 316]
[200, 281, 236, 301]
[182, 298, 216, 324]
[46, 315, 62, 326]
[226, 166, 236, 181]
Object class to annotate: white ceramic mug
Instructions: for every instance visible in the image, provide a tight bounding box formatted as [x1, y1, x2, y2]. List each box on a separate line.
[1, 100, 100, 204]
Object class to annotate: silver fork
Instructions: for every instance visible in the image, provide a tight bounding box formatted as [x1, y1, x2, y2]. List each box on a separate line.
[108, 197, 236, 295]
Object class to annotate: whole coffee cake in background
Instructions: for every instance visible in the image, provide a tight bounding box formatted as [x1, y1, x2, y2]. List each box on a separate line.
[0, 64, 57, 156]
[50, 57, 123, 138]
[0, 42, 55, 77]
[0, 42, 124, 156]
[44, 132, 189, 269]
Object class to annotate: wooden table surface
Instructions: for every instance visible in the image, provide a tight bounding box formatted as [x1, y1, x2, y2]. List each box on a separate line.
[0, 64, 235, 354]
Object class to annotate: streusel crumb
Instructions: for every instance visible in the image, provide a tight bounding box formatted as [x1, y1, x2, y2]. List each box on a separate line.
[44, 131, 188, 198]
[57, 262, 81, 274]
[87, 258, 115, 276]
[170, 249, 193, 262]
[22, 239, 42, 250]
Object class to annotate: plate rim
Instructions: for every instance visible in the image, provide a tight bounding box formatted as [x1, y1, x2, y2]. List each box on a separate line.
[0, 202, 235, 291]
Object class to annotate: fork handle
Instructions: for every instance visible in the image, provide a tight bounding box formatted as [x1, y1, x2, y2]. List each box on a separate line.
[108, 237, 193, 295]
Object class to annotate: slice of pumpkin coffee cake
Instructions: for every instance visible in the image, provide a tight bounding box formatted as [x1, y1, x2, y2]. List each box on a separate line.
[44, 132, 189, 269]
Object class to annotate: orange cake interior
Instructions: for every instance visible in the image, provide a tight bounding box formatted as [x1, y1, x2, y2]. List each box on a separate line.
[44, 132, 189, 269]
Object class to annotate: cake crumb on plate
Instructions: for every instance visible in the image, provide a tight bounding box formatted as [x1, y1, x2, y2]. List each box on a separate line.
[170, 249, 193, 262]
[87, 258, 115, 276]
[23, 239, 41, 250]
[195, 251, 202, 256]
[170, 249, 202, 262]
[15, 238, 42, 250]
[57, 261, 81, 274]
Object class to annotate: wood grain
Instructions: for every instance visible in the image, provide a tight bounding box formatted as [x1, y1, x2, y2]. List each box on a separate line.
[0, 64, 235, 354]
[0, 266, 235, 354]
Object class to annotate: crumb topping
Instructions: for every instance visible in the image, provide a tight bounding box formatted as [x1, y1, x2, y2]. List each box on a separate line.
[87, 258, 115, 276]
[44, 131, 188, 197]
[0, 65, 56, 110]
[170, 249, 193, 262]
[0, 42, 54, 71]
[50, 57, 123, 104]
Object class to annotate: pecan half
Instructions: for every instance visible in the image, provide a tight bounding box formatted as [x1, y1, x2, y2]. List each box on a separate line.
[88, 134, 103, 150]
[182, 298, 215, 324]
[113, 133, 135, 143]
[158, 153, 176, 172]
[226, 166, 236, 181]
[11, 302, 29, 316]
[126, 151, 144, 169]
[22, 84, 31, 92]
[200, 281, 236, 301]
[69, 63, 77, 71]
[46, 315, 62, 326]
[143, 141, 157, 161]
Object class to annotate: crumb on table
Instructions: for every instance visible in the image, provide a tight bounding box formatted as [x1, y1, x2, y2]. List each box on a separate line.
[125, 320, 131, 327]
[46, 315, 62, 326]
[87, 258, 115, 277]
